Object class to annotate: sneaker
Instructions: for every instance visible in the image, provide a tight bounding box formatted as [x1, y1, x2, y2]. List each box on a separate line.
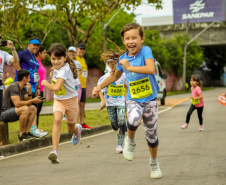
[26, 132, 35, 140]
[199, 125, 204, 131]
[72, 124, 82, 145]
[82, 123, 92, 130]
[116, 145, 123, 153]
[18, 133, 27, 142]
[48, 150, 60, 164]
[63, 115, 66, 120]
[123, 136, 136, 161]
[181, 123, 188, 129]
[150, 161, 162, 179]
[34, 129, 49, 138]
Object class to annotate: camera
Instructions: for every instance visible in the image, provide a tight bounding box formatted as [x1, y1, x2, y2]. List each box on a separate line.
[0, 40, 7, 47]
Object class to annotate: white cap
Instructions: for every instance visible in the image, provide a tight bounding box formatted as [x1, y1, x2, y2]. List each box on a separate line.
[68, 46, 76, 52]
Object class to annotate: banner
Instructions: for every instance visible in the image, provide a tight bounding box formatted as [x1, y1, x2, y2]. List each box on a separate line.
[173, 0, 226, 24]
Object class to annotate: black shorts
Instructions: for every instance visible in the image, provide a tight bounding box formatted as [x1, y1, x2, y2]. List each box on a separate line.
[80, 88, 86, 102]
[0, 107, 19, 122]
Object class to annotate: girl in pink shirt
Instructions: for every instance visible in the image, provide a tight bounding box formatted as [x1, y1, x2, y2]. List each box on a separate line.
[181, 74, 204, 131]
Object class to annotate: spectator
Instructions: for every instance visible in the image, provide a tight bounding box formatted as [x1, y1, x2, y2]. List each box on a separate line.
[0, 69, 42, 141]
[0, 33, 19, 113]
[75, 43, 92, 130]
[4, 72, 14, 90]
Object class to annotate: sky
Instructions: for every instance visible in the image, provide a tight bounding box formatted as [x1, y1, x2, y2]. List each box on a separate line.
[129, 0, 173, 24]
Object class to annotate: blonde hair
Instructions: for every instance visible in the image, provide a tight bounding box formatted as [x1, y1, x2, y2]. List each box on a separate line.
[191, 74, 202, 87]
[47, 43, 77, 79]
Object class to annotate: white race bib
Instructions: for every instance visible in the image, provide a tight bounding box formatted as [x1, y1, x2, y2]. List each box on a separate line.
[0, 71, 3, 80]
[82, 70, 88, 78]
[34, 73, 40, 82]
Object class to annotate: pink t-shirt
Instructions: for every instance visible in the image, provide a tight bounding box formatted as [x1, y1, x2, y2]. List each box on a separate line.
[191, 86, 204, 107]
[37, 59, 46, 92]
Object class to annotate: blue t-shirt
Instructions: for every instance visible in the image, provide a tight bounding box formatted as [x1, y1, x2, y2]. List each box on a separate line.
[15, 49, 39, 93]
[116, 46, 159, 103]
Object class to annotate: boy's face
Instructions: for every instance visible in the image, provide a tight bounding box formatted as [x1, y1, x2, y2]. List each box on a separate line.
[122, 28, 144, 56]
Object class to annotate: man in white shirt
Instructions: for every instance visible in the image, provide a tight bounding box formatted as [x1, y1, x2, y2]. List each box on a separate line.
[0, 33, 19, 113]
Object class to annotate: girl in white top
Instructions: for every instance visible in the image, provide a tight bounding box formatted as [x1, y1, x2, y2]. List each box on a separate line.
[41, 43, 81, 164]
[98, 51, 127, 153]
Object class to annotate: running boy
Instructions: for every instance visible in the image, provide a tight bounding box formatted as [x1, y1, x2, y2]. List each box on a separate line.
[93, 23, 162, 179]
[41, 43, 81, 164]
[181, 74, 204, 131]
[98, 51, 127, 153]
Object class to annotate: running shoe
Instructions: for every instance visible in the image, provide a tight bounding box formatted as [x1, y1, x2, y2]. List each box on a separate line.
[149, 161, 162, 179]
[26, 132, 35, 140]
[199, 125, 204, 131]
[116, 145, 123, 153]
[34, 129, 49, 138]
[123, 136, 136, 161]
[82, 123, 92, 130]
[72, 124, 82, 145]
[48, 150, 60, 164]
[181, 123, 188, 129]
[18, 133, 27, 142]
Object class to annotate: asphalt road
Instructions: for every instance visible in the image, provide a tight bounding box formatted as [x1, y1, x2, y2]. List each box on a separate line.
[0, 88, 226, 185]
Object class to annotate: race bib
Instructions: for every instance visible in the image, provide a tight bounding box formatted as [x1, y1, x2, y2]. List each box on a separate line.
[0, 71, 3, 80]
[82, 70, 88, 78]
[107, 84, 124, 97]
[129, 77, 153, 99]
[34, 73, 40, 82]
[191, 99, 200, 105]
[51, 79, 67, 95]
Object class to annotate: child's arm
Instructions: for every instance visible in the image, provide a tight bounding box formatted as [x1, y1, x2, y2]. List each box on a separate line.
[191, 93, 203, 100]
[93, 70, 123, 96]
[99, 91, 106, 110]
[119, 58, 155, 75]
[41, 78, 64, 92]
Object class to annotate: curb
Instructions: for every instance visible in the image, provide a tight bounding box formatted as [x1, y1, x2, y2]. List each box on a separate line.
[0, 124, 112, 157]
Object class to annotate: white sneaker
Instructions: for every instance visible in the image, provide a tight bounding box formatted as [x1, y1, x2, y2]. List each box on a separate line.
[150, 161, 162, 179]
[48, 150, 60, 164]
[123, 136, 136, 161]
[34, 129, 48, 138]
[116, 145, 123, 153]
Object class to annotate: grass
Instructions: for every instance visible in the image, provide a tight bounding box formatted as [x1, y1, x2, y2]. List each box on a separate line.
[166, 87, 214, 96]
[8, 109, 109, 144]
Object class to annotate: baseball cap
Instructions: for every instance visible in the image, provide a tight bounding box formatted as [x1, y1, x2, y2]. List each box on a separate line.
[77, 43, 86, 49]
[68, 46, 76, 52]
[29, 39, 41, 45]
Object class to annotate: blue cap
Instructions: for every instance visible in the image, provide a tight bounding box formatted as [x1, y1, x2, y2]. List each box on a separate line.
[29, 39, 41, 45]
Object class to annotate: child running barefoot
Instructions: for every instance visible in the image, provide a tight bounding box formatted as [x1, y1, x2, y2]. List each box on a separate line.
[93, 23, 162, 179]
[41, 43, 81, 164]
[181, 74, 204, 131]
[98, 51, 127, 153]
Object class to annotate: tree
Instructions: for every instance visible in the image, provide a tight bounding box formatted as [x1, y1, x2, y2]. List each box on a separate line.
[0, 0, 163, 46]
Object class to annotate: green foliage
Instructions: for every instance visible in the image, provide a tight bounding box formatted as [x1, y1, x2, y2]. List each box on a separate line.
[144, 30, 204, 77]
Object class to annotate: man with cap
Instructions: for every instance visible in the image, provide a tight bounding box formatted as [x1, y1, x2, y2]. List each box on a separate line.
[75, 43, 92, 130]
[13, 37, 41, 97]
[0, 33, 20, 113]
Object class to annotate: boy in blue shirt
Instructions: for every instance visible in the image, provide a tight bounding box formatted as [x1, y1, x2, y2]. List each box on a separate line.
[93, 22, 162, 179]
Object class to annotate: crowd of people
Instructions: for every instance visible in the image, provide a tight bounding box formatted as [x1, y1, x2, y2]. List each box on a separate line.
[0, 22, 205, 179]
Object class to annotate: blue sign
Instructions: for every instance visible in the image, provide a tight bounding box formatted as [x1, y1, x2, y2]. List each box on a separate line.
[173, 0, 226, 24]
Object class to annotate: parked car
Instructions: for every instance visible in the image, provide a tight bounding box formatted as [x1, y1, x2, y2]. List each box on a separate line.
[155, 61, 167, 105]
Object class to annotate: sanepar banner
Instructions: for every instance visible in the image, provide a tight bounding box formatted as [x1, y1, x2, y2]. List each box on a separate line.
[173, 0, 226, 24]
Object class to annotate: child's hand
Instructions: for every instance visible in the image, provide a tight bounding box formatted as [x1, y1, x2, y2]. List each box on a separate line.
[190, 96, 194, 99]
[119, 59, 130, 70]
[92, 86, 101, 96]
[41, 79, 48, 86]
[99, 102, 106, 110]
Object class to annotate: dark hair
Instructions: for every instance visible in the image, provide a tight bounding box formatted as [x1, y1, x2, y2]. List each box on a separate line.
[191, 74, 202, 87]
[35, 45, 45, 57]
[120, 22, 144, 38]
[17, 69, 30, 81]
[47, 43, 77, 79]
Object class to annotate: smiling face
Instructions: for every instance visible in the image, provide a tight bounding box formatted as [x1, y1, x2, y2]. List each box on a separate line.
[190, 78, 199, 88]
[50, 53, 66, 70]
[28, 43, 40, 55]
[76, 48, 86, 58]
[68, 50, 76, 59]
[122, 28, 144, 56]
